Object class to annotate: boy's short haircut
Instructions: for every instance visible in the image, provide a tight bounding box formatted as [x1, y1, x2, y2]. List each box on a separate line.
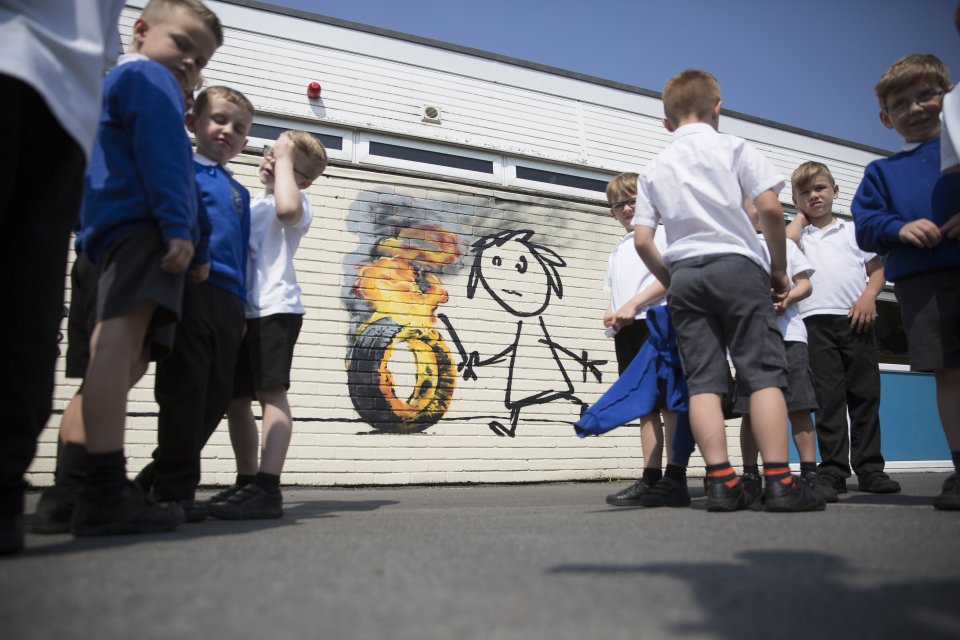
[662, 69, 721, 125]
[791, 161, 836, 193]
[874, 54, 950, 109]
[283, 130, 328, 180]
[605, 172, 638, 204]
[192, 85, 255, 119]
[142, 0, 224, 47]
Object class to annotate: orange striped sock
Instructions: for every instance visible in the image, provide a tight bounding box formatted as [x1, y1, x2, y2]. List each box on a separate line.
[764, 463, 792, 486]
[706, 463, 739, 489]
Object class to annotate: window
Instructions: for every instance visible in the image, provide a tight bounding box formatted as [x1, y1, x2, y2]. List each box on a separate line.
[514, 166, 608, 194]
[368, 141, 493, 174]
[249, 123, 342, 151]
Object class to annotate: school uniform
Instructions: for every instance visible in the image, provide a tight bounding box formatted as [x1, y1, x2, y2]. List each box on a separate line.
[796, 218, 886, 480]
[631, 122, 788, 398]
[152, 154, 250, 503]
[604, 227, 668, 374]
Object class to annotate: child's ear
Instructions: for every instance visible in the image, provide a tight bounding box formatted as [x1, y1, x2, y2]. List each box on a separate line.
[132, 18, 148, 49]
[662, 117, 676, 133]
[296, 179, 313, 190]
[879, 109, 895, 130]
[184, 112, 196, 133]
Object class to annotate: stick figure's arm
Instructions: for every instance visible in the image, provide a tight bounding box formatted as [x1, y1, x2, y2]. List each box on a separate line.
[539, 332, 606, 383]
[438, 313, 513, 381]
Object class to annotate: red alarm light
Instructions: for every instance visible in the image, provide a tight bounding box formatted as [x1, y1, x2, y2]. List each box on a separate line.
[307, 82, 321, 99]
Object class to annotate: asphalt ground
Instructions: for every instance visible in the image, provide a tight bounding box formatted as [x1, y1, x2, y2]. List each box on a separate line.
[2, 473, 959, 640]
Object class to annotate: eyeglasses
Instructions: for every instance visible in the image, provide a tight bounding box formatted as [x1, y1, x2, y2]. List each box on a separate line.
[263, 144, 311, 181]
[611, 198, 636, 213]
[885, 87, 946, 117]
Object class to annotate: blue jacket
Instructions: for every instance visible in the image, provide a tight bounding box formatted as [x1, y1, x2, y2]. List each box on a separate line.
[194, 159, 251, 300]
[852, 138, 960, 280]
[575, 306, 695, 461]
[79, 58, 207, 265]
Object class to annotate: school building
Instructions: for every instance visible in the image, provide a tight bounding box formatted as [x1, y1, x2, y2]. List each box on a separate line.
[28, 0, 949, 488]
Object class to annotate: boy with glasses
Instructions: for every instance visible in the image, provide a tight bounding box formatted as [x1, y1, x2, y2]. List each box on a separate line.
[601, 173, 692, 508]
[851, 53, 959, 510]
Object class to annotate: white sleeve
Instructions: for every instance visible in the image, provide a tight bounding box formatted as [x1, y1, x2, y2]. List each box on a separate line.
[786, 239, 813, 278]
[631, 171, 660, 229]
[603, 251, 615, 293]
[736, 139, 785, 199]
[295, 191, 313, 231]
[942, 89, 960, 171]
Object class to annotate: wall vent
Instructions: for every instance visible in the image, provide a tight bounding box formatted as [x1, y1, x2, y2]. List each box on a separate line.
[421, 104, 442, 124]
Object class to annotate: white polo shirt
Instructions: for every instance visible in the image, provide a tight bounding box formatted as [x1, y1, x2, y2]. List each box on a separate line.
[796, 218, 876, 319]
[0, 1, 125, 159]
[245, 191, 313, 318]
[604, 226, 668, 319]
[757, 235, 814, 343]
[631, 123, 785, 272]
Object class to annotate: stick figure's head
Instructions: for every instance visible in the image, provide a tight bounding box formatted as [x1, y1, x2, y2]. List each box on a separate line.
[467, 229, 565, 317]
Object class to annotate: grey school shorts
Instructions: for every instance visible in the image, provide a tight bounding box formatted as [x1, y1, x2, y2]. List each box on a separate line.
[667, 254, 787, 396]
[734, 340, 818, 414]
[65, 252, 98, 379]
[895, 267, 960, 371]
[233, 313, 303, 397]
[96, 226, 184, 360]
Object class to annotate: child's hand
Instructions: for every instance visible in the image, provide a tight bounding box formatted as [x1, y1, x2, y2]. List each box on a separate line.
[770, 270, 790, 303]
[161, 238, 194, 273]
[270, 134, 296, 161]
[188, 262, 210, 284]
[899, 219, 941, 248]
[613, 306, 636, 328]
[942, 212, 960, 241]
[848, 297, 877, 333]
[603, 307, 615, 328]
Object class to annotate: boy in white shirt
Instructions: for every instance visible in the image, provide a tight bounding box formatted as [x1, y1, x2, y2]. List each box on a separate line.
[601, 173, 689, 508]
[787, 161, 898, 496]
[208, 130, 327, 520]
[736, 196, 832, 508]
[634, 69, 821, 512]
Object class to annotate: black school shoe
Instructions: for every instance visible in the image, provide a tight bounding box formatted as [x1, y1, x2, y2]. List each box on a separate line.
[764, 475, 826, 512]
[933, 472, 960, 511]
[739, 472, 764, 511]
[32, 484, 80, 534]
[175, 499, 208, 523]
[207, 484, 282, 520]
[71, 481, 185, 537]
[857, 471, 901, 494]
[0, 515, 24, 556]
[816, 472, 848, 496]
[639, 477, 691, 508]
[802, 471, 838, 503]
[605, 478, 652, 507]
[206, 483, 244, 505]
[705, 477, 752, 512]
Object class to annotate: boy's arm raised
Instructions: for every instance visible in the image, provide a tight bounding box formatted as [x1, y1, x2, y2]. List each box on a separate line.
[270, 135, 306, 226]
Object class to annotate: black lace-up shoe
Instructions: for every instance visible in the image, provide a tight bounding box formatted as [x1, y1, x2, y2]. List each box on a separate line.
[605, 479, 652, 507]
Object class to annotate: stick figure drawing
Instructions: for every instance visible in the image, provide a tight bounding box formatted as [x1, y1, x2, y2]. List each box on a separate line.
[439, 229, 605, 437]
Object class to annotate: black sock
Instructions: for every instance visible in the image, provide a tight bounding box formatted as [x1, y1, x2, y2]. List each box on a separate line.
[664, 463, 686, 482]
[55, 442, 88, 487]
[799, 461, 817, 475]
[83, 450, 127, 506]
[763, 462, 792, 486]
[743, 463, 760, 476]
[253, 472, 280, 494]
[705, 462, 738, 487]
[236, 473, 255, 487]
[642, 467, 663, 485]
[952, 451, 960, 474]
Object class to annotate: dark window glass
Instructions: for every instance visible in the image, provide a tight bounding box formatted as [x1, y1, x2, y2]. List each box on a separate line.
[368, 141, 493, 174]
[876, 298, 909, 365]
[515, 166, 608, 193]
[249, 123, 342, 150]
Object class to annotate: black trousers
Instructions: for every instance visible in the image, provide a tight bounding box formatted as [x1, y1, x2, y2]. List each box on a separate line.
[804, 314, 886, 478]
[153, 282, 245, 501]
[0, 77, 85, 518]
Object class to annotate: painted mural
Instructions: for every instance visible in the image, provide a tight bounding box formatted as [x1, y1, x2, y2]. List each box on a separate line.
[345, 194, 605, 436]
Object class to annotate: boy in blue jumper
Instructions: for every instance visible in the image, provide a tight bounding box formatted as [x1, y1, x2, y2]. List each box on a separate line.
[72, 0, 222, 536]
[146, 86, 254, 521]
[851, 53, 960, 510]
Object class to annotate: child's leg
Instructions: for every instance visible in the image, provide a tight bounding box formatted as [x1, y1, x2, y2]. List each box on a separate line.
[226, 397, 260, 477]
[790, 411, 817, 464]
[935, 368, 960, 452]
[258, 386, 293, 476]
[639, 411, 665, 471]
[746, 387, 789, 463]
[689, 393, 730, 465]
[739, 415, 759, 467]
[82, 301, 155, 453]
